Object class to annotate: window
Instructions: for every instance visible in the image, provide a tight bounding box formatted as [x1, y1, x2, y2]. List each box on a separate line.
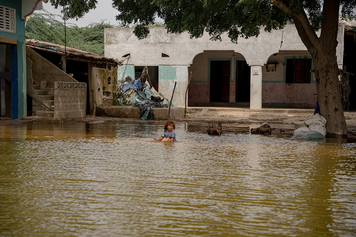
[285, 58, 312, 83]
[0, 5, 16, 33]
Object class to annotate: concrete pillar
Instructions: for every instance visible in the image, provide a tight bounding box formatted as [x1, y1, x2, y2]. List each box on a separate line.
[250, 65, 262, 110]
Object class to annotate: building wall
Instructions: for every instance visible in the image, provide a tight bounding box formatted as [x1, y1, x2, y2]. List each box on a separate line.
[105, 24, 344, 108]
[54, 82, 87, 119]
[188, 51, 246, 105]
[0, 0, 26, 119]
[105, 24, 344, 67]
[117, 64, 135, 82]
[92, 66, 118, 108]
[159, 65, 188, 108]
[262, 52, 317, 108]
[0, 0, 50, 119]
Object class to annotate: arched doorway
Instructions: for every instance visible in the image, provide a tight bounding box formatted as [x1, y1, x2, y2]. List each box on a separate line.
[188, 51, 250, 106]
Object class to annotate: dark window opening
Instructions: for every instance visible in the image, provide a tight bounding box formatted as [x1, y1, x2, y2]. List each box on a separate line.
[162, 53, 169, 57]
[66, 60, 90, 115]
[286, 58, 312, 83]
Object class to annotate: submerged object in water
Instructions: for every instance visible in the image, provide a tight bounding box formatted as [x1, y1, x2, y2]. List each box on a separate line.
[207, 121, 222, 136]
[251, 123, 274, 135]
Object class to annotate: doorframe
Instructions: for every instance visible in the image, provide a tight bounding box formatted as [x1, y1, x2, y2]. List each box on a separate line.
[208, 58, 232, 83]
[233, 57, 247, 83]
[208, 58, 232, 103]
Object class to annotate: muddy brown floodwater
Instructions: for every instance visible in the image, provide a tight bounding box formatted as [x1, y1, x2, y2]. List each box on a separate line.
[0, 121, 356, 236]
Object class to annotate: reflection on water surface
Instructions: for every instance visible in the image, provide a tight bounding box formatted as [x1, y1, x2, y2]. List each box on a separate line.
[0, 122, 356, 236]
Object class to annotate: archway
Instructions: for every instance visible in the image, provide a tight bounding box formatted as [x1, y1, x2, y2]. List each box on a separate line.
[188, 50, 249, 106]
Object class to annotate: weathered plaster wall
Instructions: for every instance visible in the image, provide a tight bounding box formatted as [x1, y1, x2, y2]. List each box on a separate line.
[261, 52, 317, 107]
[159, 65, 188, 108]
[105, 25, 344, 67]
[262, 83, 317, 108]
[105, 24, 344, 109]
[117, 64, 135, 82]
[91, 67, 117, 108]
[54, 82, 87, 119]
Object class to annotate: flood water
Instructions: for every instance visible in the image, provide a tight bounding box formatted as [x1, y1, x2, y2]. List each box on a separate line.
[1, 121, 356, 236]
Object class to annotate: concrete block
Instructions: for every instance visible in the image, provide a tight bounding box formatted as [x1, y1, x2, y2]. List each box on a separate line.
[153, 107, 184, 120]
[96, 106, 140, 118]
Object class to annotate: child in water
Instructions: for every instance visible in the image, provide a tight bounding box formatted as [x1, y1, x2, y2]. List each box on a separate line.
[154, 120, 177, 142]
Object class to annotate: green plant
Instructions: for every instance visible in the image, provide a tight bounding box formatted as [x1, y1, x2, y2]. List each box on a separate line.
[113, 80, 136, 106]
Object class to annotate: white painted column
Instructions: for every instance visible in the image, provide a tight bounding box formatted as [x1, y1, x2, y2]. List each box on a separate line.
[250, 65, 263, 110]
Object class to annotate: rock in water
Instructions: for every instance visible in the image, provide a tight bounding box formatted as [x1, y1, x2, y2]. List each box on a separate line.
[207, 121, 222, 136]
[251, 123, 274, 135]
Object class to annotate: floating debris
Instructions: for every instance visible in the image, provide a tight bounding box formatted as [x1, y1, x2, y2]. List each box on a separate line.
[207, 121, 222, 136]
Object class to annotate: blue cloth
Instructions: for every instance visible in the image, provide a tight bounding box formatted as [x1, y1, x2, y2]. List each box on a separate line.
[143, 86, 151, 98]
[134, 78, 142, 91]
[141, 107, 151, 120]
[161, 130, 177, 141]
[314, 99, 320, 115]
[122, 78, 142, 94]
[122, 83, 137, 94]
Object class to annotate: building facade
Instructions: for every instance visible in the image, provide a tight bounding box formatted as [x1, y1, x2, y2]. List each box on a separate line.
[105, 24, 345, 109]
[0, 0, 46, 119]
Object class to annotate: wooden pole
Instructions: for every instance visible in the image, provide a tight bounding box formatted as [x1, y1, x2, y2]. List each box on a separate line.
[168, 81, 177, 119]
[184, 71, 193, 117]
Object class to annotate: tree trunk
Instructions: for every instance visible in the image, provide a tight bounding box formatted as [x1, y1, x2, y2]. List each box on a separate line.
[312, 50, 347, 138]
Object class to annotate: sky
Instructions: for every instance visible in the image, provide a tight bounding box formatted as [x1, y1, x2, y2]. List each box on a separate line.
[41, 0, 120, 27]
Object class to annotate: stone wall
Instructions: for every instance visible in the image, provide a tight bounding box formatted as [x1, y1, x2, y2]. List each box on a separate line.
[54, 82, 87, 119]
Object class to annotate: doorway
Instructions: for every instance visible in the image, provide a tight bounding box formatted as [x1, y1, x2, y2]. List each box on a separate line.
[235, 60, 250, 102]
[66, 60, 90, 115]
[344, 32, 356, 111]
[0, 43, 12, 118]
[210, 60, 230, 102]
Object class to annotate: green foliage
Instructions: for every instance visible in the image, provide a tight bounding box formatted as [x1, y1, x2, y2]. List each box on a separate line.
[46, 0, 356, 43]
[110, 0, 356, 42]
[49, 0, 97, 19]
[25, 11, 115, 56]
[113, 80, 136, 106]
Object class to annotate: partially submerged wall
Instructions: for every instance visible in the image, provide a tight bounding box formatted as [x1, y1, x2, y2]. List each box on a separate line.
[54, 82, 87, 119]
[96, 106, 184, 120]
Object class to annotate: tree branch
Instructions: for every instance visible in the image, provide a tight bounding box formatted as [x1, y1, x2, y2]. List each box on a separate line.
[270, 0, 319, 50]
[270, 0, 293, 15]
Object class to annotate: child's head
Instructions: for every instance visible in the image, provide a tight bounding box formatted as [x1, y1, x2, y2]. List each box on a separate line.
[164, 120, 175, 131]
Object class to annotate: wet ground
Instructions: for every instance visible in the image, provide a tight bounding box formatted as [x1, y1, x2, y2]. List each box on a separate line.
[1, 121, 356, 236]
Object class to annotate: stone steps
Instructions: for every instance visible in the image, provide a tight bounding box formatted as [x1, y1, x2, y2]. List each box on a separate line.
[32, 82, 55, 118]
[34, 89, 47, 95]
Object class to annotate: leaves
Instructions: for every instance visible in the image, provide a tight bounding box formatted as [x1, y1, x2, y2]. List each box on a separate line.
[25, 11, 115, 56]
